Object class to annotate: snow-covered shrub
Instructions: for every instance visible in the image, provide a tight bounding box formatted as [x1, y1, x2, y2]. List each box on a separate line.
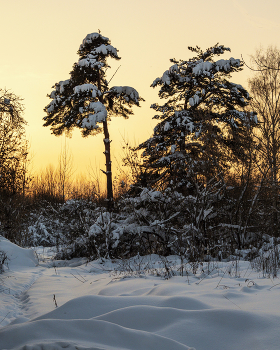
[113, 254, 177, 279]
[111, 183, 218, 260]
[250, 237, 280, 278]
[62, 210, 120, 260]
[23, 202, 67, 247]
[121, 175, 230, 258]
[54, 201, 119, 259]
[4, 178, 265, 262]
[40, 199, 99, 257]
[16, 199, 97, 250]
[27, 221, 56, 247]
[114, 188, 184, 256]
[56, 189, 185, 259]
[55, 188, 189, 259]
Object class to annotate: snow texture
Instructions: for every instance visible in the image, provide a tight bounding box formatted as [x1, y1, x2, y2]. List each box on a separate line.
[79, 33, 119, 60]
[1, 237, 280, 350]
[73, 84, 99, 98]
[79, 33, 109, 50]
[192, 60, 213, 76]
[81, 101, 107, 129]
[78, 55, 104, 69]
[109, 86, 140, 104]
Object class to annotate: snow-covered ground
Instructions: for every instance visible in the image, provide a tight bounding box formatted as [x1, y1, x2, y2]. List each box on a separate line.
[1, 236, 280, 350]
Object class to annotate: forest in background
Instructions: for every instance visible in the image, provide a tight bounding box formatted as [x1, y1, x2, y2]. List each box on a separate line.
[1, 35, 280, 276]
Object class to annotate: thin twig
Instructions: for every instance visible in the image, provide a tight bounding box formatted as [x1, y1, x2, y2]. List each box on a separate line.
[108, 65, 121, 84]
[0, 312, 10, 325]
[75, 271, 87, 282]
[269, 283, 280, 290]
[70, 273, 86, 283]
[195, 267, 216, 285]
[216, 267, 228, 289]
[241, 54, 280, 72]
[223, 294, 241, 309]
[53, 294, 58, 308]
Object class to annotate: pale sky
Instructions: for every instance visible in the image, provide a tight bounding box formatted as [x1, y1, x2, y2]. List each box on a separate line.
[1, 0, 280, 183]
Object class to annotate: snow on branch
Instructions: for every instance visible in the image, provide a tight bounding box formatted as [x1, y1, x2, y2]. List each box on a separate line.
[78, 54, 104, 69]
[192, 61, 213, 76]
[94, 44, 118, 57]
[79, 33, 109, 50]
[74, 84, 99, 98]
[107, 86, 141, 104]
[215, 58, 241, 72]
[81, 101, 107, 129]
[79, 33, 119, 61]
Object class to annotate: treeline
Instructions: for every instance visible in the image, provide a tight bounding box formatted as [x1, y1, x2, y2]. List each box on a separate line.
[1, 35, 280, 265]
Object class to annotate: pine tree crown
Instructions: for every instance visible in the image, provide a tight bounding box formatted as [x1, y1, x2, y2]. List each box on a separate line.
[44, 32, 142, 137]
[138, 44, 257, 190]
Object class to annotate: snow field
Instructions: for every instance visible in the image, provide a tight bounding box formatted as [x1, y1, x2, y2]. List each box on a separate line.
[1, 239, 280, 350]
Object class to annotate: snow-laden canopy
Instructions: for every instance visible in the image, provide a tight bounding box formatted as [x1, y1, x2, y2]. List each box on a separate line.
[79, 32, 109, 50]
[73, 84, 99, 98]
[139, 44, 257, 190]
[192, 60, 213, 76]
[44, 31, 142, 139]
[81, 101, 107, 129]
[108, 86, 140, 104]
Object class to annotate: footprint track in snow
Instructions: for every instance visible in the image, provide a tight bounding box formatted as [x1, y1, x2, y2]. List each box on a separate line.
[3, 268, 45, 325]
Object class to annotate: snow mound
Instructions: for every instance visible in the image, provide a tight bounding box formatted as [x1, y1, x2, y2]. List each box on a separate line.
[0, 318, 191, 350]
[33, 294, 210, 322]
[0, 236, 38, 268]
[1, 246, 280, 350]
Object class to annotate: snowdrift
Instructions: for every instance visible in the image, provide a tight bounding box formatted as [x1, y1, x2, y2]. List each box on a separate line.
[0, 236, 38, 268]
[1, 239, 280, 350]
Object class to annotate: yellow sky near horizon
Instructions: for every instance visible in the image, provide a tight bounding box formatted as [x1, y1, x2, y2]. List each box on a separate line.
[1, 0, 280, 186]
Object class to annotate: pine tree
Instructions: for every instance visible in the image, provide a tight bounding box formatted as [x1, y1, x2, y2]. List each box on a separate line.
[138, 44, 257, 192]
[44, 32, 143, 206]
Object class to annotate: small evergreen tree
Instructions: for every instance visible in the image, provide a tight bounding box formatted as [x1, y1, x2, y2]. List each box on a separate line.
[44, 32, 143, 206]
[138, 44, 257, 192]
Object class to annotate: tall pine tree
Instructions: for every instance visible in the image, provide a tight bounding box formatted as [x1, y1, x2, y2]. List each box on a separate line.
[44, 32, 143, 205]
[138, 44, 257, 192]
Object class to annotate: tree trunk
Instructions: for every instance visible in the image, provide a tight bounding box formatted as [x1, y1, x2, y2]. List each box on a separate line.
[102, 120, 113, 206]
[98, 71, 113, 208]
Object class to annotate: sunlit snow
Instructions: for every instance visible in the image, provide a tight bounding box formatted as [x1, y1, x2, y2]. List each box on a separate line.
[1, 237, 280, 350]
[74, 84, 99, 98]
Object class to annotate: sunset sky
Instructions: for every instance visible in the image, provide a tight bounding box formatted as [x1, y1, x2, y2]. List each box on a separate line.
[1, 0, 280, 185]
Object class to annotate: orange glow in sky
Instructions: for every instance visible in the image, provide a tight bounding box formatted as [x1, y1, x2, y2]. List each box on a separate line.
[1, 0, 280, 183]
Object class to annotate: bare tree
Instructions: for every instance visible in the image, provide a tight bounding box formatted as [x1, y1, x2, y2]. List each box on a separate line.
[0, 89, 28, 196]
[32, 165, 59, 202]
[248, 46, 280, 229]
[57, 138, 74, 202]
[0, 89, 30, 242]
